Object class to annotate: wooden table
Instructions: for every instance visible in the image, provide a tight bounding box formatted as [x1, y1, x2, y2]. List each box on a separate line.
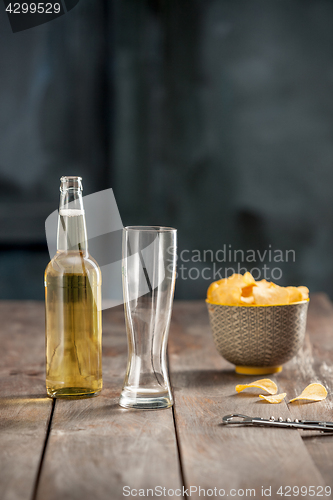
[1, 295, 333, 500]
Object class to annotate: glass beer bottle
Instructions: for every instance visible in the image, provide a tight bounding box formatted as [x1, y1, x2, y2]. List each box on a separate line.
[45, 176, 102, 398]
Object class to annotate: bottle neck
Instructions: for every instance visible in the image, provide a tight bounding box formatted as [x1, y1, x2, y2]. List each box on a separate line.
[57, 187, 88, 254]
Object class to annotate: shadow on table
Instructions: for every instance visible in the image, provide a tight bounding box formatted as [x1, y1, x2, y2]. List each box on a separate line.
[170, 368, 238, 390]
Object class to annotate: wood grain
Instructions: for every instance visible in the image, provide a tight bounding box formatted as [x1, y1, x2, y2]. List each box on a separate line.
[0, 301, 53, 500]
[36, 306, 182, 500]
[169, 301, 327, 500]
[1, 297, 333, 500]
[278, 294, 333, 494]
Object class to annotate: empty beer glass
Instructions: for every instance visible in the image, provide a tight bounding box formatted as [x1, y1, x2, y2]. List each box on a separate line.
[119, 226, 177, 409]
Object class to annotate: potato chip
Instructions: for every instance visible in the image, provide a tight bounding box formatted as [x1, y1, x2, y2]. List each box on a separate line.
[298, 286, 309, 301]
[207, 282, 220, 303]
[235, 378, 278, 395]
[227, 274, 245, 287]
[206, 272, 309, 306]
[286, 286, 303, 303]
[242, 284, 255, 297]
[211, 286, 241, 306]
[240, 295, 255, 305]
[259, 393, 287, 404]
[243, 272, 256, 286]
[256, 279, 271, 288]
[227, 273, 242, 280]
[253, 283, 289, 305]
[289, 383, 327, 403]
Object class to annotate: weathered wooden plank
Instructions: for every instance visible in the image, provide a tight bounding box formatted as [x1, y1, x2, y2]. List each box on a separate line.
[277, 294, 333, 495]
[36, 306, 182, 500]
[169, 301, 327, 500]
[2, 297, 332, 500]
[0, 301, 53, 500]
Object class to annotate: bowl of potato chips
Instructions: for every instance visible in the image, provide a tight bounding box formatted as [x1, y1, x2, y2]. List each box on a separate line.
[206, 272, 309, 375]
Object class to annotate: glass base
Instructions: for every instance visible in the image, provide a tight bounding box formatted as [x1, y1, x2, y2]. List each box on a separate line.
[47, 387, 101, 399]
[235, 365, 283, 375]
[119, 388, 173, 410]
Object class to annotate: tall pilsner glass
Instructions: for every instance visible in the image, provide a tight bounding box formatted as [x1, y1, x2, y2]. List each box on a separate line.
[119, 226, 177, 409]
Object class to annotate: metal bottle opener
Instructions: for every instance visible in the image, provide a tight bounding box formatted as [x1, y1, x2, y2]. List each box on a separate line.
[222, 414, 333, 432]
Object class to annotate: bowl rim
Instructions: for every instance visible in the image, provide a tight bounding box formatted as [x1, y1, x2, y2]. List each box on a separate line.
[205, 298, 309, 308]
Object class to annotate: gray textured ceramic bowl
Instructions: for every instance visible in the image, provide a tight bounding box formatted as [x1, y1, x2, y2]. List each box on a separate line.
[206, 300, 309, 375]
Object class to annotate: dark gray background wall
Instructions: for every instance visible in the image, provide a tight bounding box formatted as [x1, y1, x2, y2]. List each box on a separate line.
[0, 0, 332, 300]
